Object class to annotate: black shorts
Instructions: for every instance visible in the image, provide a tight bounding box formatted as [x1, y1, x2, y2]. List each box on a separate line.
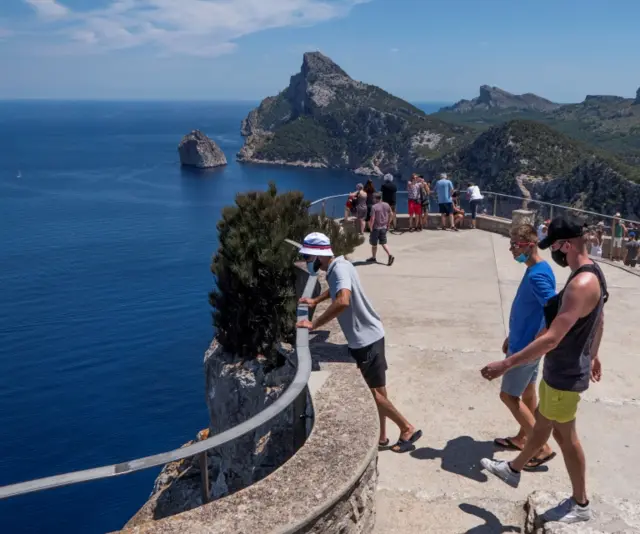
[348, 337, 388, 389]
[388, 202, 397, 211]
[439, 202, 453, 216]
[369, 228, 388, 246]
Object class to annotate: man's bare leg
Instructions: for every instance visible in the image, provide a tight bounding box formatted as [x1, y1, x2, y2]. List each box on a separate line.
[371, 244, 377, 261]
[440, 213, 445, 229]
[448, 213, 455, 229]
[371, 387, 415, 441]
[500, 387, 553, 456]
[381, 243, 391, 259]
[511, 410, 554, 472]
[554, 419, 588, 504]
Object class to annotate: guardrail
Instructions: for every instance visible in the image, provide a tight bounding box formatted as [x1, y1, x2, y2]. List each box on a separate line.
[310, 190, 639, 228]
[0, 268, 317, 502]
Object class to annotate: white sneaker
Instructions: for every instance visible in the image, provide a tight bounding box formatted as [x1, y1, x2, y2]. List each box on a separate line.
[480, 458, 520, 488]
[541, 497, 592, 524]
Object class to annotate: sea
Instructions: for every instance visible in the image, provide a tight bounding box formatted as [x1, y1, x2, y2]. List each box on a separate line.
[0, 100, 446, 533]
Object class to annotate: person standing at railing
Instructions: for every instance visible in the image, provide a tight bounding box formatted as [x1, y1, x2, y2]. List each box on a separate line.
[435, 173, 456, 231]
[419, 177, 431, 229]
[624, 232, 639, 267]
[466, 182, 484, 229]
[612, 212, 627, 261]
[354, 183, 368, 235]
[480, 216, 608, 526]
[380, 174, 397, 230]
[364, 179, 376, 224]
[407, 174, 422, 231]
[297, 232, 422, 453]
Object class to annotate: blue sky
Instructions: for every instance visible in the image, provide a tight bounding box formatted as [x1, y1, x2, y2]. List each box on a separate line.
[0, 0, 638, 102]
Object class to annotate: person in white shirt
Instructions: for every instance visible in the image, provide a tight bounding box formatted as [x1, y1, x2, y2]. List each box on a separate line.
[537, 220, 550, 242]
[466, 182, 484, 229]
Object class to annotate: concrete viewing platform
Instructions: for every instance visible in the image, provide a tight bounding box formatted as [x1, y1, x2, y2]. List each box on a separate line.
[313, 228, 640, 533]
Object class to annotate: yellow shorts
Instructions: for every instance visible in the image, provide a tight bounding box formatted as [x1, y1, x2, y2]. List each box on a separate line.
[538, 380, 581, 423]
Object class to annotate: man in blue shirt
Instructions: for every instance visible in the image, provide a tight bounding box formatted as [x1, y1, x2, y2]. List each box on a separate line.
[493, 224, 557, 469]
[435, 173, 455, 231]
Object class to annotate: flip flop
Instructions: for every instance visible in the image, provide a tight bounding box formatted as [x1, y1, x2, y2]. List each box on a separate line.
[493, 437, 523, 451]
[378, 439, 390, 450]
[523, 452, 557, 471]
[391, 430, 423, 453]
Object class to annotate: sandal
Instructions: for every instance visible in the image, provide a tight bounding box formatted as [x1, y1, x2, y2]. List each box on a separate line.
[493, 437, 523, 451]
[523, 452, 557, 471]
[378, 438, 390, 450]
[391, 430, 423, 453]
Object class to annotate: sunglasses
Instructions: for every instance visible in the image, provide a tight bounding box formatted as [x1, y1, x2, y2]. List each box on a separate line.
[509, 241, 532, 249]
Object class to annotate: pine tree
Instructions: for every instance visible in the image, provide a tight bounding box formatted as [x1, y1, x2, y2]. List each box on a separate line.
[210, 183, 362, 365]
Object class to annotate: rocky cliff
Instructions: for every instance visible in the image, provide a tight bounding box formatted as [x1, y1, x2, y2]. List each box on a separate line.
[238, 52, 473, 175]
[179, 130, 227, 168]
[125, 338, 306, 528]
[442, 85, 560, 113]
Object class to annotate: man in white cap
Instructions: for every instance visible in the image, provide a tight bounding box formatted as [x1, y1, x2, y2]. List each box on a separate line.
[380, 174, 397, 230]
[296, 232, 422, 453]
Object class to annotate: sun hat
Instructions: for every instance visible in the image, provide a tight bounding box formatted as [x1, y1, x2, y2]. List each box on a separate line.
[383, 173, 393, 182]
[300, 232, 334, 257]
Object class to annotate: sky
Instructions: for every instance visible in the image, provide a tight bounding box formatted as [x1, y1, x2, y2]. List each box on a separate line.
[0, 0, 638, 102]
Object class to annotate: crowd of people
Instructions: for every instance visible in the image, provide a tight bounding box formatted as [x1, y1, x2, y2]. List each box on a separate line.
[296, 212, 608, 526]
[345, 172, 484, 234]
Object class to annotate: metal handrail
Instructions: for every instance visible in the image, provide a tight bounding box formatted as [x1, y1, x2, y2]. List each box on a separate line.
[0, 274, 317, 500]
[310, 190, 637, 225]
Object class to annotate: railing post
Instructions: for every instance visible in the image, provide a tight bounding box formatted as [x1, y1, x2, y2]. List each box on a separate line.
[492, 195, 497, 217]
[199, 452, 210, 504]
[550, 205, 554, 221]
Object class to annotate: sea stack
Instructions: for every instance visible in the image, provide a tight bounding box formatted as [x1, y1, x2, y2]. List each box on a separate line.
[178, 130, 227, 168]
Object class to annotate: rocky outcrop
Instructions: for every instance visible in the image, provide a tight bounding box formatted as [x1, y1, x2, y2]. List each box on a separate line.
[237, 51, 473, 175]
[178, 130, 227, 168]
[442, 85, 561, 113]
[125, 338, 305, 528]
[634, 87, 640, 105]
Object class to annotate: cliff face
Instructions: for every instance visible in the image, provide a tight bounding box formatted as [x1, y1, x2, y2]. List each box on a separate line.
[442, 85, 561, 113]
[238, 52, 473, 175]
[179, 130, 227, 168]
[125, 339, 306, 528]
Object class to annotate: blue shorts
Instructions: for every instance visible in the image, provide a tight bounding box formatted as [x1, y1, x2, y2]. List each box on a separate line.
[501, 352, 541, 397]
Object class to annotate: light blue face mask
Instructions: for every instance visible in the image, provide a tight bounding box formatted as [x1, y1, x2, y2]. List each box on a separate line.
[306, 257, 321, 275]
[515, 252, 529, 263]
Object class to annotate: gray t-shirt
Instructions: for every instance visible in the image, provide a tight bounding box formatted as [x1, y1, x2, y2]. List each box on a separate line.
[326, 256, 385, 349]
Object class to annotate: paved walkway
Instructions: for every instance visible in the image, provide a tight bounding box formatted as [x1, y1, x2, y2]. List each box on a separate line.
[341, 229, 640, 533]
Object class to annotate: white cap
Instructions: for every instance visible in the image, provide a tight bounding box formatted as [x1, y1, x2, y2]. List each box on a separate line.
[300, 232, 334, 257]
[383, 173, 393, 182]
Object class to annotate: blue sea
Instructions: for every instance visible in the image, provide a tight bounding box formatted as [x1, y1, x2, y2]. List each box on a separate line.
[0, 100, 446, 533]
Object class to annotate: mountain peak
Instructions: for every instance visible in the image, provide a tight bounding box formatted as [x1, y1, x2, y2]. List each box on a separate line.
[301, 51, 349, 80]
[442, 85, 560, 114]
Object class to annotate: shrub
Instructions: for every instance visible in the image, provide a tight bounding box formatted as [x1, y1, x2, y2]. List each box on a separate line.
[210, 183, 363, 365]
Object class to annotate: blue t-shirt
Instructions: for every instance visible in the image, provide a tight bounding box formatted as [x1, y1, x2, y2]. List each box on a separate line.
[508, 261, 557, 354]
[435, 179, 453, 204]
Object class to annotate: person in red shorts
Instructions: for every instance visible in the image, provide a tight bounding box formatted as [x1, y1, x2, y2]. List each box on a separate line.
[407, 174, 422, 231]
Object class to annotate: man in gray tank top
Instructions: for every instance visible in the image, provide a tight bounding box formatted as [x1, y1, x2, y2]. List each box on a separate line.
[296, 233, 422, 453]
[479, 217, 607, 526]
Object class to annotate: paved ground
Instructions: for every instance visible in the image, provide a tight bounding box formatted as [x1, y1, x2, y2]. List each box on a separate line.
[338, 229, 640, 533]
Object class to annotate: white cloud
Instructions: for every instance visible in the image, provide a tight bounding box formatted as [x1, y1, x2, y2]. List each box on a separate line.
[25, 0, 69, 19]
[20, 0, 369, 57]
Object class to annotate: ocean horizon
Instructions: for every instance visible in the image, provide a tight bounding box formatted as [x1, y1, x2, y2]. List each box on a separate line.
[0, 99, 449, 533]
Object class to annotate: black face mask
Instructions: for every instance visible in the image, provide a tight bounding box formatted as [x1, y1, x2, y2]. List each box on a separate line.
[551, 248, 568, 268]
[306, 257, 322, 275]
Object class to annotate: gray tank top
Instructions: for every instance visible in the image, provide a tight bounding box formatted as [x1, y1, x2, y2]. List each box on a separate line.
[542, 263, 608, 393]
